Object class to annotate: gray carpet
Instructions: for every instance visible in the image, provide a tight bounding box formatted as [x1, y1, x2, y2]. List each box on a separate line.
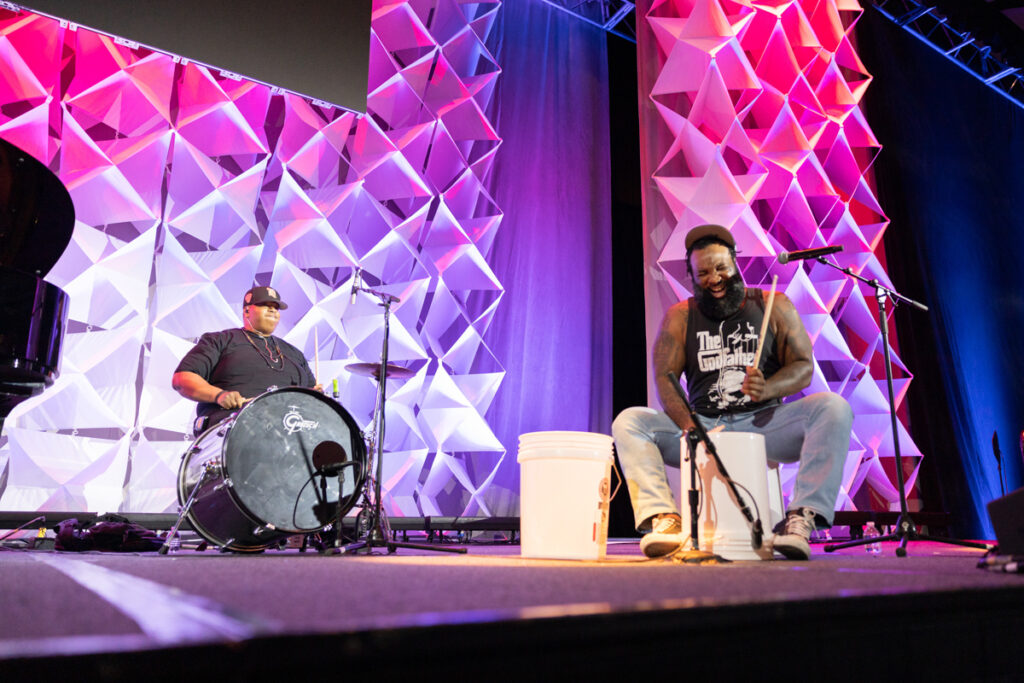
[0, 538, 1017, 655]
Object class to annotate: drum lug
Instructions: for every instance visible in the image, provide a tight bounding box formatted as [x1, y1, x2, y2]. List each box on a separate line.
[253, 523, 277, 536]
[213, 478, 233, 492]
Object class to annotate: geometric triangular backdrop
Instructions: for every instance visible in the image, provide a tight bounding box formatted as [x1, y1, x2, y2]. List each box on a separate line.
[635, 0, 921, 513]
[0, 2, 507, 516]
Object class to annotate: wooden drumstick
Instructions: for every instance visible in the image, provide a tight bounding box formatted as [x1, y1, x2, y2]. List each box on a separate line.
[314, 327, 320, 385]
[752, 275, 779, 371]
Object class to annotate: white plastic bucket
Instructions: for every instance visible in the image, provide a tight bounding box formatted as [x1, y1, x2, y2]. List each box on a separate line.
[518, 431, 614, 560]
[680, 432, 781, 561]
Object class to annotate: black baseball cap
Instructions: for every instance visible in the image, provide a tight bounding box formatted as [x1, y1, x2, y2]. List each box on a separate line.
[243, 286, 288, 309]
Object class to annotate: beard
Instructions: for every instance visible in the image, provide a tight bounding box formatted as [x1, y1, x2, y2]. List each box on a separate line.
[693, 272, 746, 320]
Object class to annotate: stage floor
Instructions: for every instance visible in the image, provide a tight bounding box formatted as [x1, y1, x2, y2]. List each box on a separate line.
[1, 538, 1021, 680]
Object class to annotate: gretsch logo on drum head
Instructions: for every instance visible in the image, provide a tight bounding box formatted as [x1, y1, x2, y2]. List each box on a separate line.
[283, 405, 319, 434]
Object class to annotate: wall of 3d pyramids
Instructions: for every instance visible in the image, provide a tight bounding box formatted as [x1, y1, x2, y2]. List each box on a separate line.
[636, 0, 922, 512]
[0, 1, 508, 516]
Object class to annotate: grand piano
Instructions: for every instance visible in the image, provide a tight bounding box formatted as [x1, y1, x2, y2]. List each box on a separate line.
[0, 137, 73, 434]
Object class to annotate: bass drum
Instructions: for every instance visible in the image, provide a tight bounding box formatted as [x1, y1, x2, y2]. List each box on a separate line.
[178, 387, 366, 552]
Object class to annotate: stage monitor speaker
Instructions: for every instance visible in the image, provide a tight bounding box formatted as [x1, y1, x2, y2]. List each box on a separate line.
[987, 486, 1024, 555]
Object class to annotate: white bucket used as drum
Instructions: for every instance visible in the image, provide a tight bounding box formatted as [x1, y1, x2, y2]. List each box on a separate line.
[680, 432, 782, 561]
[518, 431, 614, 560]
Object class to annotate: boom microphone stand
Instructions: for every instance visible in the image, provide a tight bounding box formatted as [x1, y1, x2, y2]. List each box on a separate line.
[809, 256, 993, 557]
[337, 280, 465, 555]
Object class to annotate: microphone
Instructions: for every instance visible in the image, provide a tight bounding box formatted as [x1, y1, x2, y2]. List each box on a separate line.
[751, 519, 763, 551]
[777, 245, 843, 264]
[350, 268, 361, 305]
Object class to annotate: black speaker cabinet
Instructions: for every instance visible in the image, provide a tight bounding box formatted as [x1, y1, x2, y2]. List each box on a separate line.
[987, 486, 1024, 555]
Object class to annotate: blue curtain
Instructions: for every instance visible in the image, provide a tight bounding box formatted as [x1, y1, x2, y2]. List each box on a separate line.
[857, 10, 1024, 537]
[482, 0, 613, 509]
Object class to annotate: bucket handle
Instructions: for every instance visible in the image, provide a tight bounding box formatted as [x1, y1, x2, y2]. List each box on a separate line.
[609, 459, 622, 502]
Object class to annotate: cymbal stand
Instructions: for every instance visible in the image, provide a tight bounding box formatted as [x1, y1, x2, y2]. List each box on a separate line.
[337, 281, 465, 555]
[814, 257, 993, 556]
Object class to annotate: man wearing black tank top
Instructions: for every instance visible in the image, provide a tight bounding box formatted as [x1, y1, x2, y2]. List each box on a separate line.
[613, 225, 853, 560]
[172, 286, 321, 435]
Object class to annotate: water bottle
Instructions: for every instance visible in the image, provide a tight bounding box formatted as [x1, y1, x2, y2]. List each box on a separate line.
[864, 521, 881, 555]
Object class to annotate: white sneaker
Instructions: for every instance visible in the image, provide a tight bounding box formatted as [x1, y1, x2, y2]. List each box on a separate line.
[640, 514, 683, 558]
[773, 508, 816, 560]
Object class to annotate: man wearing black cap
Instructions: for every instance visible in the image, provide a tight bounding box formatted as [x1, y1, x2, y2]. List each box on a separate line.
[612, 225, 853, 560]
[172, 286, 320, 434]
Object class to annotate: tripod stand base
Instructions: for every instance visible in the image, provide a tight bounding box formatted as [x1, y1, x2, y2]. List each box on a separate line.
[326, 519, 469, 555]
[672, 548, 729, 564]
[330, 539, 468, 555]
[825, 515, 993, 556]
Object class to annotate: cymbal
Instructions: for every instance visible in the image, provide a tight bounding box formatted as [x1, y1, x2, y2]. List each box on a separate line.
[345, 362, 416, 380]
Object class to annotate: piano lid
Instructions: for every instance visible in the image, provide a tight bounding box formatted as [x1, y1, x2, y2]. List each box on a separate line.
[0, 137, 75, 277]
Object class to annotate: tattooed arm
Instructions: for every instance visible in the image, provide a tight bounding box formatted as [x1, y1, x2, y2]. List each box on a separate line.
[653, 301, 696, 431]
[741, 292, 813, 401]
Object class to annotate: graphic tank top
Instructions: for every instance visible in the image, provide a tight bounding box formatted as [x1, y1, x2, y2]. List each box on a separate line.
[685, 289, 782, 416]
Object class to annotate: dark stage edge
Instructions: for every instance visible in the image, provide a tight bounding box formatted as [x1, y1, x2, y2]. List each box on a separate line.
[0, 541, 1020, 681]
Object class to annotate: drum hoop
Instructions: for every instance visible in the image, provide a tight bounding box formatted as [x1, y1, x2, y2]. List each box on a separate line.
[220, 386, 367, 533]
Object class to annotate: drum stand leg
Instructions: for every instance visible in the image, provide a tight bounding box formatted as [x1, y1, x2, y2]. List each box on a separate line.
[332, 286, 466, 556]
[159, 462, 214, 555]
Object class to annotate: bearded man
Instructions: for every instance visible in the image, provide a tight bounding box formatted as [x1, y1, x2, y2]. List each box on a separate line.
[612, 225, 853, 560]
[172, 286, 320, 435]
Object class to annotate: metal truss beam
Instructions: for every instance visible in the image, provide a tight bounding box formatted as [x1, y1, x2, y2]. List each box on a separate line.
[873, 0, 1024, 110]
[538, 0, 636, 43]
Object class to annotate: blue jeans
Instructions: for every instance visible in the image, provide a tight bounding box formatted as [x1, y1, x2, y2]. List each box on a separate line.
[611, 393, 853, 531]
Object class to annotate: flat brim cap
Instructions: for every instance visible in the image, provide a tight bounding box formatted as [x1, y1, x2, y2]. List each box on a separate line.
[684, 224, 736, 251]
[243, 286, 288, 309]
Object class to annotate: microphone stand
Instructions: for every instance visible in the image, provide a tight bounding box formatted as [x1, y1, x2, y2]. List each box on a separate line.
[667, 372, 764, 558]
[809, 256, 993, 556]
[992, 431, 1005, 497]
[335, 281, 466, 555]
[677, 430, 722, 563]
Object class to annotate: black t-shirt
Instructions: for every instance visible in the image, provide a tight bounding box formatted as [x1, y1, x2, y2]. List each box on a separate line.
[684, 289, 782, 417]
[175, 328, 315, 425]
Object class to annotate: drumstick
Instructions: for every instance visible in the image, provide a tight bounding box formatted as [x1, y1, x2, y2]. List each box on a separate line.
[752, 275, 779, 371]
[314, 327, 320, 385]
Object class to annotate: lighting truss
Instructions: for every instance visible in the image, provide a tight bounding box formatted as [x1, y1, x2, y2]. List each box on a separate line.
[538, 0, 636, 42]
[873, 0, 1024, 110]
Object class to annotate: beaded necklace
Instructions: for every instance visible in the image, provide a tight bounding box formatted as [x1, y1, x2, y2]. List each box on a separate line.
[242, 328, 285, 371]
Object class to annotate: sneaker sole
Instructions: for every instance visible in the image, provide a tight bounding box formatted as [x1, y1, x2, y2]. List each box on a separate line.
[772, 541, 810, 560]
[641, 535, 683, 558]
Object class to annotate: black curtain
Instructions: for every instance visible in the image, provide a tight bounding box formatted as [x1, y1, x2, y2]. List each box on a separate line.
[856, 9, 1024, 537]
